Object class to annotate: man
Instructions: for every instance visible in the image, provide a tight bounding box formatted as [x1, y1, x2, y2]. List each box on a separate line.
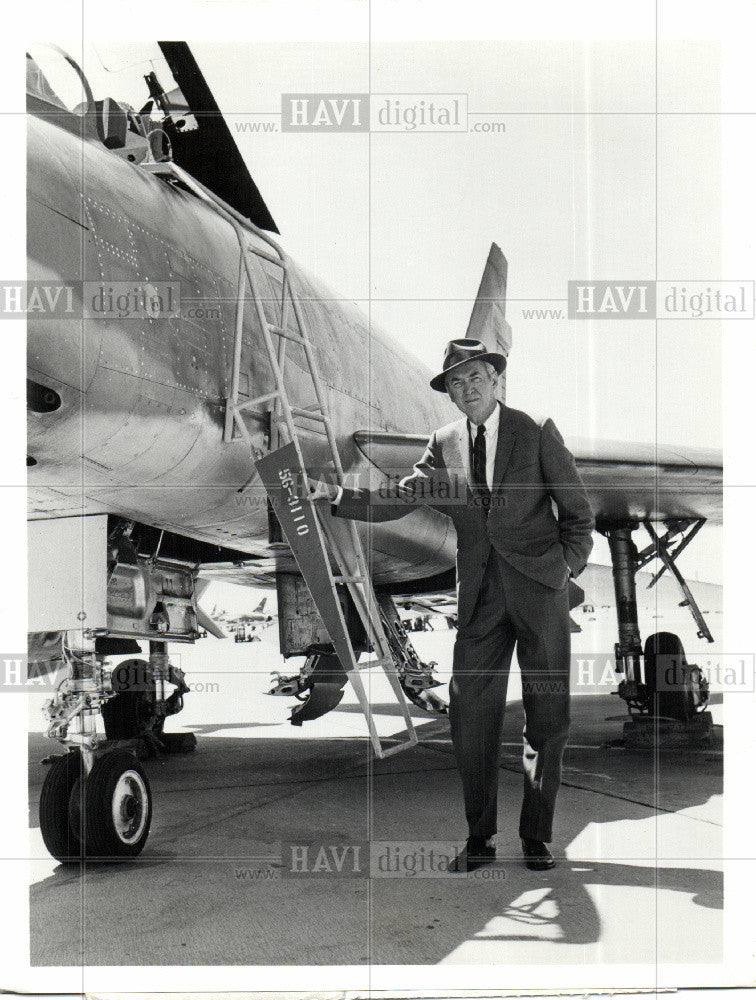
[309, 339, 594, 872]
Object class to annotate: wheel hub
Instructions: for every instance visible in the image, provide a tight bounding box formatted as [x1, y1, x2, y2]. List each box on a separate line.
[112, 771, 147, 843]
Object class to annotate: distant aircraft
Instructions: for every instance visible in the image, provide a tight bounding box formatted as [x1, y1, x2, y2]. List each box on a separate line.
[207, 596, 274, 628]
[26, 42, 721, 861]
[225, 598, 277, 641]
[237, 597, 273, 623]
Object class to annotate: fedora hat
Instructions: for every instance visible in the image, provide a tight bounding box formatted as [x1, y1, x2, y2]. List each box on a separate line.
[429, 338, 507, 393]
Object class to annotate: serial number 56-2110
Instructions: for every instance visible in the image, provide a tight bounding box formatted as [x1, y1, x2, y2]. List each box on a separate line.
[278, 467, 310, 536]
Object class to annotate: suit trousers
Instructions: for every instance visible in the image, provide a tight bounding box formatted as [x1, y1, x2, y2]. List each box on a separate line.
[448, 546, 571, 842]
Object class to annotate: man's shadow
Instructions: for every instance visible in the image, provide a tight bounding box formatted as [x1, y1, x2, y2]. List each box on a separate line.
[366, 690, 723, 959]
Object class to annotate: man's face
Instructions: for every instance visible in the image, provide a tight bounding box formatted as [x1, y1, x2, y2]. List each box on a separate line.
[445, 360, 498, 424]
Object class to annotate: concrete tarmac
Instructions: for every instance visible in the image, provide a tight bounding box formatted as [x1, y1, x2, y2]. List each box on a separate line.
[27, 614, 723, 967]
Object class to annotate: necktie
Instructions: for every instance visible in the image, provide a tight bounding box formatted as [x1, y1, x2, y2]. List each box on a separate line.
[471, 424, 491, 510]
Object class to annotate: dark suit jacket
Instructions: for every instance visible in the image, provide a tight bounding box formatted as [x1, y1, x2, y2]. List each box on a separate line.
[335, 402, 595, 627]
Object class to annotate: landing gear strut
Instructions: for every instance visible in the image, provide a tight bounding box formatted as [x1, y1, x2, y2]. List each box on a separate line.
[606, 527, 644, 710]
[101, 641, 196, 753]
[602, 520, 712, 746]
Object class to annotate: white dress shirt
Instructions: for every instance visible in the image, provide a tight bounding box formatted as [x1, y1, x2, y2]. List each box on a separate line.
[468, 403, 500, 491]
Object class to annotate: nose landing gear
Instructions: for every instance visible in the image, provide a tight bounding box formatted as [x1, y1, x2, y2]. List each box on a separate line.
[38, 633, 188, 863]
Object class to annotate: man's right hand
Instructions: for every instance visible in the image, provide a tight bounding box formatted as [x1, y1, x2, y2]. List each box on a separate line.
[307, 477, 341, 503]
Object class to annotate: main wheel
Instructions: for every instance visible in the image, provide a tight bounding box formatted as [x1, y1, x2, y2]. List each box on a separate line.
[643, 631, 708, 721]
[83, 751, 152, 858]
[39, 750, 85, 863]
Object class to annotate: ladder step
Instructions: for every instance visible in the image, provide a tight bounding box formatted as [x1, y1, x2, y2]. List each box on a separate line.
[232, 400, 269, 418]
[235, 389, 280, 410]
[290, 406, 327, 422]
[353, 657, 396, 671]
[246, 244, 283, 266]
[377, 735, 419, 759]
[268, 325, 308, 347]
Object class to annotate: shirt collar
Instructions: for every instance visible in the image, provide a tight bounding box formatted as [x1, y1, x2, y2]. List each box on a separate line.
[468, 402, 500, 441]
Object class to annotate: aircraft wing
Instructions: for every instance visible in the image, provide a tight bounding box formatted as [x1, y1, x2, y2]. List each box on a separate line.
[354, 430, 723, 525]
[397, 595, 458, 615]
[395, 576, 585, 616]
[195, 431, 721, 593]
[570, 438, 722, 524]
[198, 541, 298, 590]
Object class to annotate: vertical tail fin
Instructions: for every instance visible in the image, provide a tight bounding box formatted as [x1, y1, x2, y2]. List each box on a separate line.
[464, 243, 512, 402]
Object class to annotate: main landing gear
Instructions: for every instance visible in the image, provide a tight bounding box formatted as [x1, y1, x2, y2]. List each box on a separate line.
[38, 635, 193, 863]
[603, 519, 713, 747]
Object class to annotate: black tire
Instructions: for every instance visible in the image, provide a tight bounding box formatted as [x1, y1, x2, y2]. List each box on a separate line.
[102, 659, 163, 741]
[84, 751, 152, 858]
[39, 751, 85, 863]
[67, 774, 86, 853]
[644, 631, 706, 721]
[160, 732, 197, 754]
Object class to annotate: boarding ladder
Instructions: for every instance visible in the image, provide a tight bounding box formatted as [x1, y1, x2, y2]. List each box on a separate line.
[142, 160, 418, 758]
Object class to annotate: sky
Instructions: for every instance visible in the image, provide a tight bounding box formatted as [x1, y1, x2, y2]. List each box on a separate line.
[69, 36, 723, 448]
[62, 34, 725, 585]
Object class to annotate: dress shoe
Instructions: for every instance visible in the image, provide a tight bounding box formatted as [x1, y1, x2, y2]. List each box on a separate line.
[521, 838, 555, 870]
[449, 836, 497, 873]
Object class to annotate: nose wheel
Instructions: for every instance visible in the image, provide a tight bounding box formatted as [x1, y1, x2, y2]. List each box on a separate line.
[39, 749, 152, 863]
[39, 750, 85, 863]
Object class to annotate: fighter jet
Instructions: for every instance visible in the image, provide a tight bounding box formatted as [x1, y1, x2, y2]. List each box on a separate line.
[25, 42, 722, 862]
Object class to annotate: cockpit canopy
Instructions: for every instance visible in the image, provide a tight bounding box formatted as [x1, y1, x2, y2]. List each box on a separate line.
[26, 45, 173, 163]
[27, 42, 278, 232]
[26, 45, 89, 113]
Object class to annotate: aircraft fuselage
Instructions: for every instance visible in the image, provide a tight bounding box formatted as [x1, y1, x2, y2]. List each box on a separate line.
[27, 113, 459, 582]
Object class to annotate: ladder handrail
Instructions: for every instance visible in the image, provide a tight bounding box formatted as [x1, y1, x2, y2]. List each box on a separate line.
[142, 160, 286, 259]
[143, 159, 418, 758]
